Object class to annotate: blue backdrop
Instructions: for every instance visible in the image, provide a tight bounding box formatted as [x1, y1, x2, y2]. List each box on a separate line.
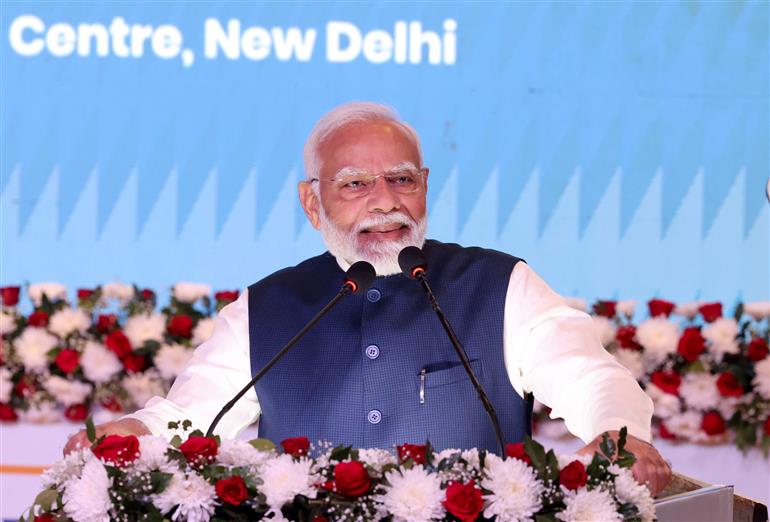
[2, 1, 768, 306]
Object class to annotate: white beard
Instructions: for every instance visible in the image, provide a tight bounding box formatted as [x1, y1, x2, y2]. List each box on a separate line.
[318, 207, 427, 276]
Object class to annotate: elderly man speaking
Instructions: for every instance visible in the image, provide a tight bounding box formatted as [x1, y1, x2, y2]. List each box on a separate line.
[65, 102, 671, 495]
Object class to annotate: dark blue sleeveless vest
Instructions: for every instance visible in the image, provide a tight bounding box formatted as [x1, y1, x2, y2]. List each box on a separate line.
[247, 240, 532, 451]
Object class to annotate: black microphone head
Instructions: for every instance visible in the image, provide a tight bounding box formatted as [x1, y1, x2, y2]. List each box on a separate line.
[398, 246, 428, 279]
[344, 261, 376, 293]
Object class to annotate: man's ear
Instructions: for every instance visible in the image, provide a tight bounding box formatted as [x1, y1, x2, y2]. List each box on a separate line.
[298, 181, 322, 230]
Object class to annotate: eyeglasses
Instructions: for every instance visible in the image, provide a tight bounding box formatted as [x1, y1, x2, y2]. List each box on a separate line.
[310, 166, 427, 200]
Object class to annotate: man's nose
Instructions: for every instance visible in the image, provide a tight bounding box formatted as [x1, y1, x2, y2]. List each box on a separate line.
[366, 177, 401, 213]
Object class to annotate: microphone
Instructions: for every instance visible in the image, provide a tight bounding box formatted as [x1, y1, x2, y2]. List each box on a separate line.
[205, 261, 376, 437]
[398, 246, 506, 456]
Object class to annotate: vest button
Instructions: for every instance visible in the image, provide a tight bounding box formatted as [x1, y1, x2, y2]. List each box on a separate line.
[365, 344, 380, 359]
[367, 409, 382, 424]
[366, 288, 381, 302]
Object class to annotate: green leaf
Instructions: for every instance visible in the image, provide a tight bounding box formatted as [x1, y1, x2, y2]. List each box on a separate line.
[169, 435, 182, 448]
[733, 302, 744, 322]
[32, 488, 59, 513]
[599, 432, 616, 459]
[167, 421, 179, 431]
[329, 445, 352, 462]
[85, 416, 96, 443]
[248, 438, 276, 452]
[544, 450, 560, 482]
[182, 419, 192, 431]
[150, 471, 174, 493]
[523, 437, 547, 469]
[189, 429, 204, 438]
[535, 513, 558, 522]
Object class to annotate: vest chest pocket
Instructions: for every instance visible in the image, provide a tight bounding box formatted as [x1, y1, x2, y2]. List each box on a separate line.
[419, 359, 483, 390]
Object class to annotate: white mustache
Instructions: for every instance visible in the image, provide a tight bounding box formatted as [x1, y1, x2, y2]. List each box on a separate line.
[356, 212, 414, 233]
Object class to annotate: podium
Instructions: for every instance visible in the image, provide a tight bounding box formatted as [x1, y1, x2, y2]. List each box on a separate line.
[656, 472, 768, 522]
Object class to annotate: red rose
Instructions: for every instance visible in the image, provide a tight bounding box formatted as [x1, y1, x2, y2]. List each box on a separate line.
[55, 349, 80, 374]
[141, 288, 155, 301]
[312, 517, 329, 522]
[504, 442, 532, 465]
[397, 443, 427, 465]
[747, 337, 769, 362]
[96, 314, 118, 334]
[105, 330, 132, 358]
[179, 436, 218, 465]
[100, 396, 124, 412]
[92, 434, 141, 467]
[281, 436, 310, 457]
[216, 475, 249, 506]
[650, 370, 681, 395]
[764, 417, 770, 437]
[616, 325, 641, 351]
[333, 460, 371, 498]
[0, 286, 20, 306]
[442, 480, 484, 522]
[701, 411, 726, 436]
[698, 302, 722, 323]
[559, 460, 588, 490]
[0, 403, 18, 421]
[64, 404, 89, 422]
[77, 288, 95, 301]
[14, 376, 37, 397]
[716, 372, 743, 398]
[27, 311, 49, 327]
[677, 327, 706, 362]
[658, 421, 676, 440]
[34, 514, 55, 522]
[121, 353, 147, 373]
[167, 315, 194, 338]
[215, 290, 240, 304]
[592, 300, 617, 318]
[648, 298, 676, 318]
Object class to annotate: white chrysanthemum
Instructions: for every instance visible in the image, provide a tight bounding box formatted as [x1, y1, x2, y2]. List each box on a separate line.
[666, 411, 706, 442]
[80, 341, 122, 384]
[636, 318, 679, 363]
[702, 318, 740, 360]
[557, 487, 621, 522]
[376, 465, 445, 522]
[48, 308, 91, 338]
[613, 349, 644, 380]
[646, 384, 681, 419]
[62, 458, 112, 522]
[260, 454, 319, 510]
[592, 316, 617, 348]
[101, 282, 135, 303]
[41, 449, 90, 488]
[744, 301, 770, 321]
[679, 373, 719, 411]
[173, 282, 211, 303]
[674, 301, 701, 319]
[753, 358, 770, 400]
[154, 344, 194, 380]
[610, 465, 655, 522]
[135, 435, 174, 472]
[14, 327, 58, 371]
[43, 376, 93, 407]
[153, 472, 217, 522]
[122, 371, 165, 408]
[0, 310, 16, 335]
[357, 447, 398, 473]
[218, 439, 272, 469]
[481, 454, 544, 521]
[565, 297, 587, 312]
[617, 300, 637, 318]
[192, 318, 215, 346]
[0, 367, 12, 403]
[123, 313, 166, 348]
[20, 400, 60, 423]
[28, 283, 67, 305]
[718, 397, 741, 422]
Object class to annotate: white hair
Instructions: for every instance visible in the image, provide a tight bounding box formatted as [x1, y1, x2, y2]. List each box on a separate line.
[302, 101, 423, 181]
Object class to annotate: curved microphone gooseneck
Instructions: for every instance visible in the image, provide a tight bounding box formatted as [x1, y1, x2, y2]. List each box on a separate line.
[205, 261, 376, 438]
[398, 246, 506, 456]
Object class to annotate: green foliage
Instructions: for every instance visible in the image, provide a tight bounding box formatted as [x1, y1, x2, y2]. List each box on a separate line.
[248, 438, 276, 452]
[329, 445, 353, 462]
[85, 415, 96, 443]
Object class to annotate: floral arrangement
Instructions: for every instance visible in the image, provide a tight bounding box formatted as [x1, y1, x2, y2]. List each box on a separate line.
[2, 283, 769, 452]
[25, 422, 654, 522]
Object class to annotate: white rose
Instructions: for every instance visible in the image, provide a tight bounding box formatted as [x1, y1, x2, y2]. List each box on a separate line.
[48, 308, 91, 338]
[702, 318, 739, 360]
[80, 341, 123, 384]
[679, 373, 720, 411]
[154, 344, 194, 380]
[122, 371, 165, 408]
[192, 317, 215, 346]
[645, 383, 681, 419]
[744, 301, 770, 321]
[617, 300, 637, 318]
[123, 313, 165, 347]
[173, 282, 211, 303]
[28, 283, 68, 306]
[591, 316, 616, 348]
[14, 327, 58, 371]
[636, 318, 680, 363]
[21, 400, 61, 423]
[102, 282, 135, 302]
[0, 310, 16, 336]
[564, 297, 587, 312]
[753, 358, 770, 400]
[43, 376, 93, 407]
[674, 301, 701, 319]
[0, 367, 12, 403]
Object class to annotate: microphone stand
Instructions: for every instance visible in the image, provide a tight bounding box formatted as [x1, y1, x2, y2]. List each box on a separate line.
[414, 271, 506, 457]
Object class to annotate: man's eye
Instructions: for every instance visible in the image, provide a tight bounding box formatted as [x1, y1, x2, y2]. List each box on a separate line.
[342, 179, 367, 189]
[387, 175, 416, 185]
